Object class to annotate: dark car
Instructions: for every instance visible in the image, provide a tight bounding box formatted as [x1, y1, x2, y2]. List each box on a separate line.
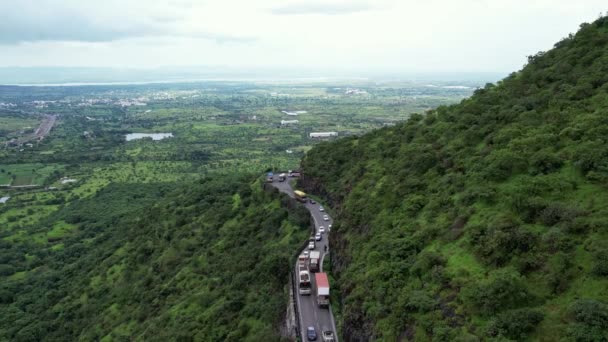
[307, 326, 317, 341]
[309, 198, 316, 204]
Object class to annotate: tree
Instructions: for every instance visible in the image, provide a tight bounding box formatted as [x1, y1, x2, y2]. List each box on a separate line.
[463, 268, 531, 315]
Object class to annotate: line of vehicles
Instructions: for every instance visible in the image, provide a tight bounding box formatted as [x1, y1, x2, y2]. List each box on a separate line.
[266, 176, 335, 341]
[298, 251, 328, 305]
[299, 250, 334, 341]
[266, 170, 301, 183]
[296, 189, 334, 341]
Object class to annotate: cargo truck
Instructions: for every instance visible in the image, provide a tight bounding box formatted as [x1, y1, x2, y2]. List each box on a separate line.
[298, 267, 311, 295]
[309, 251, 320, 273]
[315, 272, 330, 307]
[266, 172, 274, 183]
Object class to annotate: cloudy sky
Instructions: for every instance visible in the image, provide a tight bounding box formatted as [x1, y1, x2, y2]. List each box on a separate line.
[0, 0, 606, 73]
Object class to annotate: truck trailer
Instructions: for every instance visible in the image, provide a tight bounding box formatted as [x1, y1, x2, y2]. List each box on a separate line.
[315, 272, 330, 307]
[309, 251, 320, 273]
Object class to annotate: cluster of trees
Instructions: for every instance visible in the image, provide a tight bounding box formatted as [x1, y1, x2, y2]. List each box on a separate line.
[0, 175, 309, 341]
[300, 16, 608, 340]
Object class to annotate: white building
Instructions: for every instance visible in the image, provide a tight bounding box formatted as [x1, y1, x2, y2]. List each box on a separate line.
[281, 120, 299, 125]
[310, 132, 338, 138]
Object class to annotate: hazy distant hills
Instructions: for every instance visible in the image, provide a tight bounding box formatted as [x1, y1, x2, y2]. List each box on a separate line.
[0, 66, 505, 85]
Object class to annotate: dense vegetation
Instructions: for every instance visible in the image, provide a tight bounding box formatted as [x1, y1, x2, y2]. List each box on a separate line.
[300, 17, 608, 341]
[0, 175, 310, 341]
[1, 69, 482, 340]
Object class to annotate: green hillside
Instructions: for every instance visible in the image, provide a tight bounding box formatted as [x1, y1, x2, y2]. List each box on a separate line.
[0, 176, 309, 341]
[300, 17, 608, 341]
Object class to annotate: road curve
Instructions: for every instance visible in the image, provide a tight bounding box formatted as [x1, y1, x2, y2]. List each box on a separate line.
[270, 178, 338, 341]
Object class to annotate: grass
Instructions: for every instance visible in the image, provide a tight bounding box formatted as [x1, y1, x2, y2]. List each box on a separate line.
[0, 116, 38, 132]
[443, 242, 486, 278]
[0, 163, 64, 186]
[47, 221, 77, 240]
[0, 205, 59, 231]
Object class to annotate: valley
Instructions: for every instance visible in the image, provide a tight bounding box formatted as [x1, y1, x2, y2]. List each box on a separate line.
[2, 7, 608, 342]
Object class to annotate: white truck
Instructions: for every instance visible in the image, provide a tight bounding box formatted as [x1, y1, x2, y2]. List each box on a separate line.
[278, 173, 286, 182]
[298, 269, 311, 295]
[309, 251, 320, 273]
[322, 330, 336, 342]
[298, 254, 311, 295]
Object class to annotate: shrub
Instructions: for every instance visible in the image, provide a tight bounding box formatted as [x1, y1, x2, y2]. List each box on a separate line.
[565, 299, 608, 342]
[565, 324, 607, 342]
[530, 149, 563, 175]
[544, 252, 576, 294]
[411, 251, 446, 278]
[591, 246, 608, 276]
[538, 203, 581, 227]
[405, 290, 436, 313]
[0, 264, 16, 276]
[486, 308, 544, 339]
[568, 299, 608, 328]
[469, 217, 536, 266]
[463, 268, 530, 315]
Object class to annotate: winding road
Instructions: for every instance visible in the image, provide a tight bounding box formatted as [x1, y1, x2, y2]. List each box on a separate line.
[271, 178, 339, 341]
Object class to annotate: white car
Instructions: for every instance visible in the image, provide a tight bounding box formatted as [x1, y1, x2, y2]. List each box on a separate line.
[308, 241, 315, 250]
[303, 250, 309, 258]
[319, 226, 325, 234]
[319, 206, 324, 212]
[328, 224, 332, 231]
[323, 215, 329, 221]
[315, 233, 322, 241]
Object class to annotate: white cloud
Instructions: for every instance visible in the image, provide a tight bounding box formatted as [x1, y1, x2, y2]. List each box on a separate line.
[271, 0, 382, 15]
[0, 0, 253, 44]
[0, 0, 606, 73]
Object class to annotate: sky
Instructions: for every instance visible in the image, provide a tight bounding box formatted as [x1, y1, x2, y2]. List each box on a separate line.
[0, 0, 606, 73]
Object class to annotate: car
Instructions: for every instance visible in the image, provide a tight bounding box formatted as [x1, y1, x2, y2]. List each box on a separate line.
[322, 330, 335, 342]
[319, 226, 325, 234]
[308, 241, 315, 250]
[307, 326, 317, 341]
[303, 250, 309, 258]
[323, 215, 329, 221]
[315, 233, 322, 241]
[319, 206, 324, 212]
[309, 198, 316, 204]
[328, 224, 332, 231]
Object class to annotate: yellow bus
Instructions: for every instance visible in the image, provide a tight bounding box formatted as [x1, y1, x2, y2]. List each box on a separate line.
[294, 190, 307, 203]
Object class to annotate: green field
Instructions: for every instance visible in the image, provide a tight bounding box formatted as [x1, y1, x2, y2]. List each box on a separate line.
[0, 163, 63, 186]
[0, 115, 38, 132]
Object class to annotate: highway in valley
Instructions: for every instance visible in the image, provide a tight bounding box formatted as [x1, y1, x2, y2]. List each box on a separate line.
[270, 178, 338, 341]
[7, 114, 57, 146]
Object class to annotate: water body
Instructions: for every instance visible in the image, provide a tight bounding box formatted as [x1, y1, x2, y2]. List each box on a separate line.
[126, 133, 173, 141]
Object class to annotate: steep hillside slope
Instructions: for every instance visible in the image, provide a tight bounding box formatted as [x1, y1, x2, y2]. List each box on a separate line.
[0, 176, 309, 341]
[300, 17, 608, 341]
